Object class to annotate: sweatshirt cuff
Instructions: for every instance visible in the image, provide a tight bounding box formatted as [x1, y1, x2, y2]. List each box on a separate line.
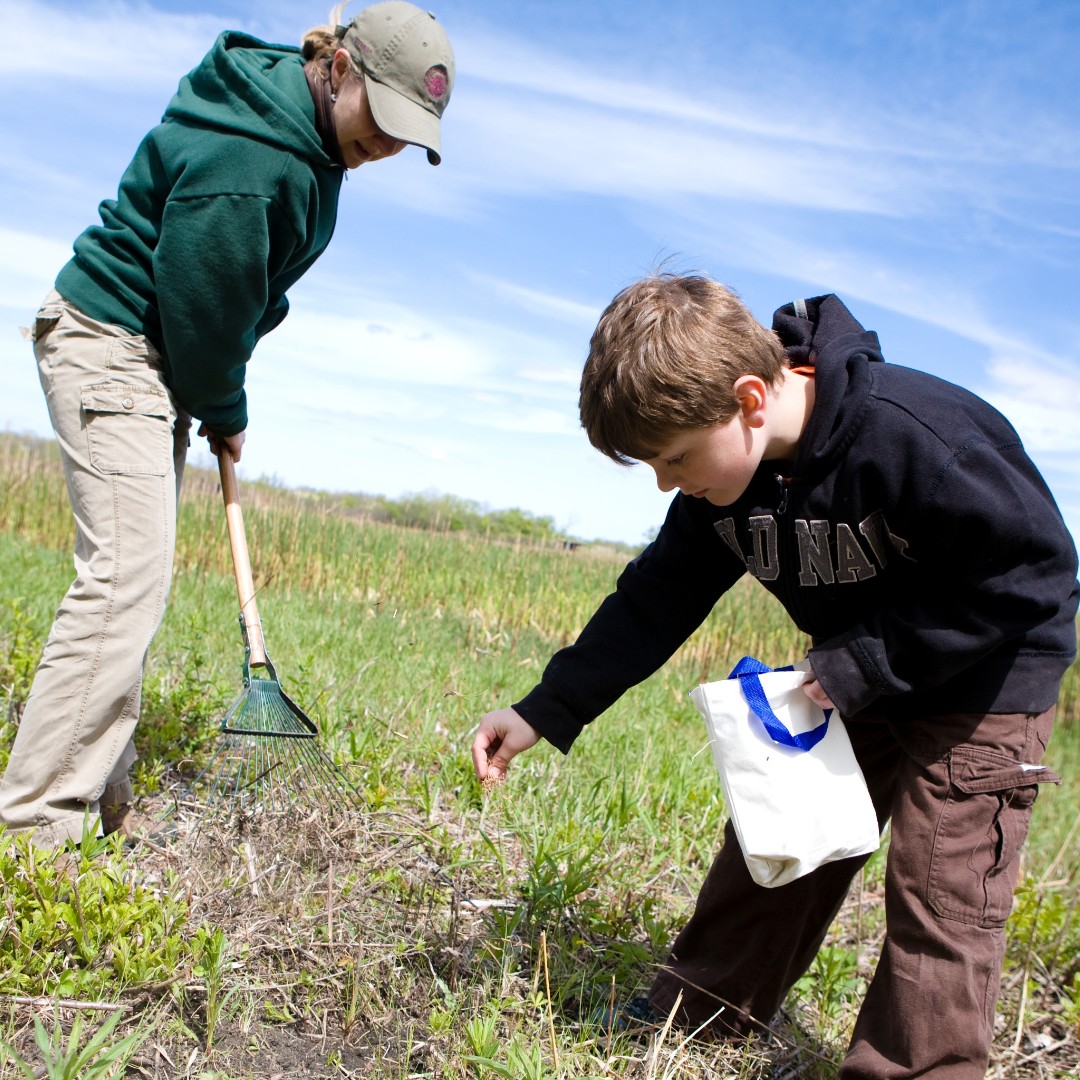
[807, 637, 883, 717]
[512, 685, 585, 755]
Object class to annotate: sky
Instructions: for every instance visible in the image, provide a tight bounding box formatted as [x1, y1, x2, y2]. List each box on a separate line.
[1, 0, 1078, 547]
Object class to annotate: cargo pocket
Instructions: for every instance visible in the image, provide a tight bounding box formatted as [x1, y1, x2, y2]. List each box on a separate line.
[927, 746, 1060, 928]
[30, 300, 66, 346]
[81, 383, 174, 476]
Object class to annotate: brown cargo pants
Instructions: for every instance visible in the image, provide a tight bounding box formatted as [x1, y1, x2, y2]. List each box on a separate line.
[648, 706, 1059, 1079]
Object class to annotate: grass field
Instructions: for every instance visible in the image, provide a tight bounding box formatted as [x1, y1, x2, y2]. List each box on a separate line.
[1, 431, 1077, 1079]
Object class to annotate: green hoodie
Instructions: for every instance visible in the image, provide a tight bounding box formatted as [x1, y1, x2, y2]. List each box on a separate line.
[55, 32, 344, 436]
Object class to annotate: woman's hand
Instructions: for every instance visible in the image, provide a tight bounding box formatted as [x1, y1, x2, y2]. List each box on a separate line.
[472, 707, 540, 781]
[199, 423, 246, 463]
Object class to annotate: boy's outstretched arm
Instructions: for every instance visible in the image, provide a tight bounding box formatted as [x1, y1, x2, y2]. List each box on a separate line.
[472, 707, 540, 781]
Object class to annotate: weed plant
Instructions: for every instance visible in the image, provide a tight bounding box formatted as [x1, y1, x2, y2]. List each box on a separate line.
[0, 432, 1077, 1078]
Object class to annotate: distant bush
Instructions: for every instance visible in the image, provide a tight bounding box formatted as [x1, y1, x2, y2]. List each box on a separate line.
[295, 484, 594, 547]
[368, 490, 560, 542]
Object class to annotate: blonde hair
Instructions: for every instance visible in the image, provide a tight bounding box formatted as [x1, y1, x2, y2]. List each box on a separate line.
[580, 274, 787, 464]
[301, 4, 361, 80]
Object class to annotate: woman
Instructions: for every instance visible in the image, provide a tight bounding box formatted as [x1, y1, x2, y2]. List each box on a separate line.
[0, 1, 454, 848]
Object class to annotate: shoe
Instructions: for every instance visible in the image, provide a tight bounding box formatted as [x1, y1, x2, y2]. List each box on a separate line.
[592, 995, 659, 1036]
[99, 803, 176, 847]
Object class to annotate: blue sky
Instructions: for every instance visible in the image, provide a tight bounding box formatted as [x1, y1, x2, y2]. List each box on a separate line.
[2, 0, 1078, 547]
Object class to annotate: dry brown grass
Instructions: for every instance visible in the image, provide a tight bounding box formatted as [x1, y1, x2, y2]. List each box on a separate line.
[4, 790, 1074, 1079]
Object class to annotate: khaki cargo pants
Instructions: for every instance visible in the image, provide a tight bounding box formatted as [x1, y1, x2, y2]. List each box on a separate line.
[0, 292, 189, 847]
[649, 706, 1059, 1079]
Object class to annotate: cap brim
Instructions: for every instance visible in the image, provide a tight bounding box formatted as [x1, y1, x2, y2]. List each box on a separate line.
[364, 75, 442, 166]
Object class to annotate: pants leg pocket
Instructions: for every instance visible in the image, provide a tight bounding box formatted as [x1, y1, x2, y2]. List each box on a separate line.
[32, 304, 65, 345]
[28, 295, 67, 352]
[81, 383, 175, 476]
[927, 746, 1060, 928]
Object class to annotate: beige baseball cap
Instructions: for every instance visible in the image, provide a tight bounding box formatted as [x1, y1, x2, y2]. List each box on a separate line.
[339, 2, 455, 165]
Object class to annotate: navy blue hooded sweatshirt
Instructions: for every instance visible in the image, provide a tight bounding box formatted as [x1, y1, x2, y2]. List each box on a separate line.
[515, 295, 1079, 754]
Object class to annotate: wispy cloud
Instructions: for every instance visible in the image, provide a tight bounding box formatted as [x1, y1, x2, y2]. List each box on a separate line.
[980, 360, 1080, 456]
[452, 14, 1080, 214]
[459, 10, 1080, 175]
[451, 96, 920, 216]
[516, 367, 579, 386]
[459, 405, 578, 436]
[0, 1, 225, 90]
[464, 273, 598, 326]
[669, 211, 1078, 365]
[0, 230, 73, 310]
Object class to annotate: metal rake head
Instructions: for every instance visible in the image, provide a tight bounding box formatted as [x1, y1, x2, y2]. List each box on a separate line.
[191, 629, 363, 816]
[220, 656, 317, 738]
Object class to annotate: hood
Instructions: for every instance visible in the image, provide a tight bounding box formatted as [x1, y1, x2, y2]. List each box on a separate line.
[163, 31, 329, 165]
[772, 294, 885, 477]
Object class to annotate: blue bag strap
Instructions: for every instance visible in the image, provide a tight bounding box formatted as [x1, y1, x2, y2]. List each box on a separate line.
[727, 656, 831, 751]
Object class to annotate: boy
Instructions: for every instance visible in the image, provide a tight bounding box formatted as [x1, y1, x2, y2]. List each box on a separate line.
[472, 275, 1078, 1079]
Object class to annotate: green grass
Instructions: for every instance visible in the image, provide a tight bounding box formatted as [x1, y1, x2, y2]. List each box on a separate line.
[1, 431, 1077, 1078]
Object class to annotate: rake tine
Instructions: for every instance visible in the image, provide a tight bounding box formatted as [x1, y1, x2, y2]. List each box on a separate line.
[185, 449, 364, 825]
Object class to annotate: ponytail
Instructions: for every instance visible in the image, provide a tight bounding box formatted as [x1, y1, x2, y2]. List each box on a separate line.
[301, 4, 361, 80]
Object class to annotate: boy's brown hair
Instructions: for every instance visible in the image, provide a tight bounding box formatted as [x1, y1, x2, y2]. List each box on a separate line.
[579, 273, 788, 464]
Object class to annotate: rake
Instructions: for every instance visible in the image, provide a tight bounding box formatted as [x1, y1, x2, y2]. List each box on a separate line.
[191, 448, 363, 816]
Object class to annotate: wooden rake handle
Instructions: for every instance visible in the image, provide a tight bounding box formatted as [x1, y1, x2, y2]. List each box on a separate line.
[218, 449, 268, 667]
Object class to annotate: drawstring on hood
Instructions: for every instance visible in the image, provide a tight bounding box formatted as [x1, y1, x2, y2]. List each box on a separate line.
[771, 295, 885, 480]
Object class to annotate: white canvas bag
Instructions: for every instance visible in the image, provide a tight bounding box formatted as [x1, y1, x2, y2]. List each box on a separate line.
[689, 656, 880, 888]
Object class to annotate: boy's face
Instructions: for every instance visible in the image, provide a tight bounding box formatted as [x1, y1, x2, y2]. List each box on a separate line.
[643, 414, 765, 507]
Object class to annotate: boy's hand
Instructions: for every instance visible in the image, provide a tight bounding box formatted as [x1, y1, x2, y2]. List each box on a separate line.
[802, 677, 836, 711]
[472, 707, 540, 781]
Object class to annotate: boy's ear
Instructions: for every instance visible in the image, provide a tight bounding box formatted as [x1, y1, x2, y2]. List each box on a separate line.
[733, 375, 768, 427]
